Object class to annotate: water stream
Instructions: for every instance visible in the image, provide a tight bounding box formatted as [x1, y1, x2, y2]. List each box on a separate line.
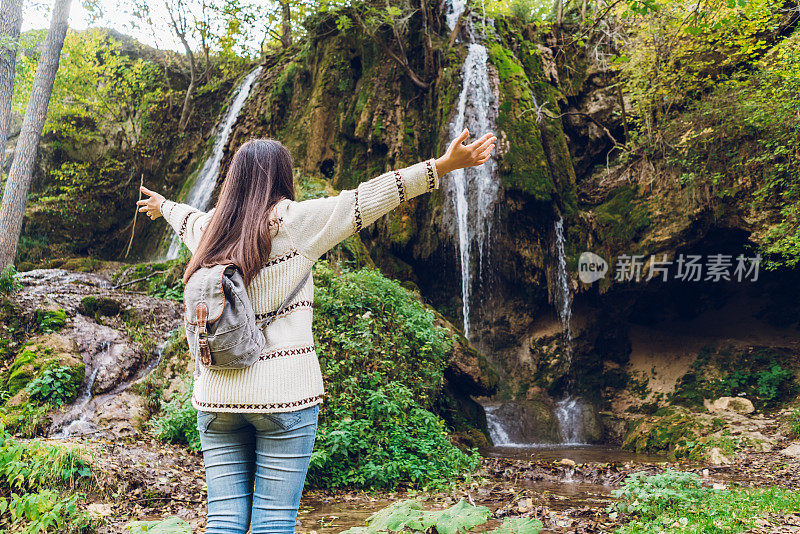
[49, 336, 169, 439]
[445, 6, 499, 339]
[163, 66, 263, 260]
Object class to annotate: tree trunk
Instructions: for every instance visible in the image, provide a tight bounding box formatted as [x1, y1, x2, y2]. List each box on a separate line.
[0, 0, 72, 269]
[176, 34, 196, 132]
[281, 1, 291, 48]
[177, 63, 195, 131]
[0, 0, 23, 168]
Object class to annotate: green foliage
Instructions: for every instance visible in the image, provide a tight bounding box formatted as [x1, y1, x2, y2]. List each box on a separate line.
[150, 280, 184, 301]
[148, 386, 200, 452]
[341, 499, 542, 534]
[0, 266, 21, 295]
[313, 263, 453, 414]
[593, 186, 651, 246]
[0, 429, 94, 532]
[787, 407, 800, 439]
[35, 309, 67, 334]
[611, 470, 800, 532]
[611, 470, 705, 516]
[307, 384, 480, 490]
[2, 490, 93, 534]
[308, 263, 475, 489]
[125, 516, 192, 533]
[0, 430, 93, 492]
[25, 365, 81, 407]
[13, 29, 162, 147]
[672, 347, 797, 410]
[615, 0, 788, 136]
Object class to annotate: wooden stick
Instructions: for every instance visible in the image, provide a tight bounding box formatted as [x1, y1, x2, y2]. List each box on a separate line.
[124, 173, 144, 259]
[112, 270, 167, 290]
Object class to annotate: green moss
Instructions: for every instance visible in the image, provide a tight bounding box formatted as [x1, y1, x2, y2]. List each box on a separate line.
[3, 336, 85, 399]
[484, 40, 577, 209]
[6, 349, 38, 396]
[35, 308, 66, 333]
[79, 295, 121, 318]
[593, 186, 652, 245]
[622, 406, 729, 460]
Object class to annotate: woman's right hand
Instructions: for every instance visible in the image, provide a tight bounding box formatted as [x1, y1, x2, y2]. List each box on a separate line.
[137, 186, 166, 220]
[435, 128, 496, 176]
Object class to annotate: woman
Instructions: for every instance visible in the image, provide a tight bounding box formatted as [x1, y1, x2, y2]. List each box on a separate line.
[136, 127, 495, 533]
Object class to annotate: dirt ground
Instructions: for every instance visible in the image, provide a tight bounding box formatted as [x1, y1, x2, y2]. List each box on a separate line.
[64, 406, 800, 534]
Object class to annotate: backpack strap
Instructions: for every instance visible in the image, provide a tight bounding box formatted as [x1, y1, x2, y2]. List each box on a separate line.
[263, 271, 311, 328]
[196, 302, 211, 366]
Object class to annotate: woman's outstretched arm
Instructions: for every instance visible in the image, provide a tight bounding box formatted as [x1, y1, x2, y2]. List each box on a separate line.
[136, 187, 214, 253]
[285, 128, 495, 261]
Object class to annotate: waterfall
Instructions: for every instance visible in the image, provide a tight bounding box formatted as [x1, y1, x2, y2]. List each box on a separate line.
[446, 8, 499, 339]
[553, 217, 572, 356]
[483, 404, 516, 446]
[163, 66, 263, 260]
[552, 217, 589, 444]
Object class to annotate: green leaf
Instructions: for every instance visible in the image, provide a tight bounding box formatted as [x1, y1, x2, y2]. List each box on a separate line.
[419, 499, 491, 534]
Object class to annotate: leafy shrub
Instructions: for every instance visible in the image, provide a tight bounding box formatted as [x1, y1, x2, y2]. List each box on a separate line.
[0, 429, 93, 492]
[0, 428, 93, 532]
[313, 263, 453, 416]
[150, 280, 184, 301]
[308, 264, 475, 489]
[307, 383, 479, 490]
[612, 470, 705, 516]
[1, 490, 93, 533]
[0, 266, 21, 295]
[672, 347, 797, 410]
[148, 386, 200, 452]
[341, 499, 541, 534]
[25, 365, 82, 407]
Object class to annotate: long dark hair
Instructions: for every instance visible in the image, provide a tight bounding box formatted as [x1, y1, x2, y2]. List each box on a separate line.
[183, 139, 295, 285]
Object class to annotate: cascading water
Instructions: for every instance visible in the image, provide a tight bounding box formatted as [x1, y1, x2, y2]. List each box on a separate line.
[163, 66, 263, 260]
[552, 217, 587, 444]
[553, 217, 572, 359]
[445, 5, 499, 339]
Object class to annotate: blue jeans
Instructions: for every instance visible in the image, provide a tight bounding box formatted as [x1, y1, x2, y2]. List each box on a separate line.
[197, 404, 319, 534]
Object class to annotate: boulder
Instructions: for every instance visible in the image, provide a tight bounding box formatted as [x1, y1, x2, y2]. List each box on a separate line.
[485, 399, 562, 444]
[4, 333, 85, 397]
[705, 397, 755, 415]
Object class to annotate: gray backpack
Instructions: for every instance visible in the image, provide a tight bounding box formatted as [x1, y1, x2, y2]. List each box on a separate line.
[184, 264, 309, 370]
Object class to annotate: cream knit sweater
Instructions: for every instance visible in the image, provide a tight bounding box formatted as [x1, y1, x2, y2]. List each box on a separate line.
[160, 158, 439, 413]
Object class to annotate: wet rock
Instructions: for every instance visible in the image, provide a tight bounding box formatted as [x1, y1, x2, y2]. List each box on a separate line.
[70, 316, 143, 396]
[780, 443, 800, 459]
[486, 399, 562, 444]
[557, 458, 576, 468]
[94, 390, 146, 437]
[706, 397, 755, 415]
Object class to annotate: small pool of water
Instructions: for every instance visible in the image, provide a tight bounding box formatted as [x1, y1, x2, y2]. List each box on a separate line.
[483, 444, 668, 464]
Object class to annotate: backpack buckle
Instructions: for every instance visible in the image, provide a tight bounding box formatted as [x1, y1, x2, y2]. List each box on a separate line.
[196, 303, 211, 366]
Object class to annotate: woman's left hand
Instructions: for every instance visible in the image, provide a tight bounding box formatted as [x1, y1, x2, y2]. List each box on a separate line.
[137, 186, 165, 220]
